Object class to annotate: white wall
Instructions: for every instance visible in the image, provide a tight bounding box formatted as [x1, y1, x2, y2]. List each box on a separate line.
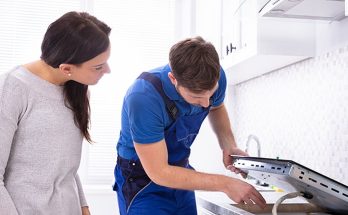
[193, 0, 222, 55]
[315, 17, 348, 55]
[227, 39, 348, 186]
[84, 187, 118, 215]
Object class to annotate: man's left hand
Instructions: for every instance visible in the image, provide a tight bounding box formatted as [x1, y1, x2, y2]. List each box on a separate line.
[223, 147, 248, 176]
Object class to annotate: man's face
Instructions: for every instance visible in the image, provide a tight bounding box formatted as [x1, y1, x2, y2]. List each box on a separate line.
[168, 72, 218, 108]
[176, 83, 218, 108]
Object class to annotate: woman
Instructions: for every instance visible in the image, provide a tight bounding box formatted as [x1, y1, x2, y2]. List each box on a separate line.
[0, 11, 111, 215]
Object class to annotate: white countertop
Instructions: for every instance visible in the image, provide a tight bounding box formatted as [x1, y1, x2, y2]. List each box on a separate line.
[196, 189, 309, 205]
[195, 188, 330, 215]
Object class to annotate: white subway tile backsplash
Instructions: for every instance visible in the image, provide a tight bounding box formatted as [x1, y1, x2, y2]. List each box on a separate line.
[228, 43, 348, 185]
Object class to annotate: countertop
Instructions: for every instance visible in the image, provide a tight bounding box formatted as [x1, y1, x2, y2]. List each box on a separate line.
[196, 185, 331, 215]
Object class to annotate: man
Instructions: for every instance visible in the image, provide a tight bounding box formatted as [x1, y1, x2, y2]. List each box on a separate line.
[113, 36, 266, 215]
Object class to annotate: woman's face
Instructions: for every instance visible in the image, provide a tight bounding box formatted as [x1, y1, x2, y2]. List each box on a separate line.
[71, 45, 111, 85]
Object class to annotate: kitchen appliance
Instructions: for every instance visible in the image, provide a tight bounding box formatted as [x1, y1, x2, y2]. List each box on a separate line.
[259, 0, 346, 21]
[231, 155, 348, 214]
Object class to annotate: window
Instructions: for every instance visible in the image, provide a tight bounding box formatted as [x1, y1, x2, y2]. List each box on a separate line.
[0, 0, 81, 73]
[0, 0, 180, 188]
[81, 0, 177, 186]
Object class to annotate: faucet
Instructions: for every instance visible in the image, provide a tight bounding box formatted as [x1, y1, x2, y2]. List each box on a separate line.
[245, 134, 261, 157]
[245, 135, 265, 186]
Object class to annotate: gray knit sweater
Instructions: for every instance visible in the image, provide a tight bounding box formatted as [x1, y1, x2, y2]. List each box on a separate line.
[0, 66, 87, 215]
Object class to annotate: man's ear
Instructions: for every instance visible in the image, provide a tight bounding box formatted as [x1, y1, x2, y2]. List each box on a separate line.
[168, 72, 177, 85]
[59, 63, 74, 76]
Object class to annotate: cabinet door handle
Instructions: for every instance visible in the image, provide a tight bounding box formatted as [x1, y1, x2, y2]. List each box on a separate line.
[226, 43, 237, 55]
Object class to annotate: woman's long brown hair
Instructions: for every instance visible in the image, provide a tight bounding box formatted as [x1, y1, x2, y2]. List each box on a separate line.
[40, 12, 111, 142]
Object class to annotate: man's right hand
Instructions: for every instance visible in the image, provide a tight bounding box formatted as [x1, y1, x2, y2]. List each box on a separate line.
[134, 139, 266, 209]
[222, 176, 266, 208]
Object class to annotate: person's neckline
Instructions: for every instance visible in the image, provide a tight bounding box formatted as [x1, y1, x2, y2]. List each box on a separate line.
[22, 60, 67, 86]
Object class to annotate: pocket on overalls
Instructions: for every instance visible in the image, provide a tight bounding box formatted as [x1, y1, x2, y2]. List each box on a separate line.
[121, 163, 151, 208]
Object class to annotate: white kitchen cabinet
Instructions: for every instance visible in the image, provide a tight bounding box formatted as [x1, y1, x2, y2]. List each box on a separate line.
[221, 0, 315, 85]
[221, 0, 256, 62]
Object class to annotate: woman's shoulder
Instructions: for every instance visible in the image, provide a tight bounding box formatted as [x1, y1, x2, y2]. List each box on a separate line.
[0, 66, 30, 121]
[0, 66, 29, 92]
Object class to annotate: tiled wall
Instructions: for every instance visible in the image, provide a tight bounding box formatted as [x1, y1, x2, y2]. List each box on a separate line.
[228, 43, 348, 185]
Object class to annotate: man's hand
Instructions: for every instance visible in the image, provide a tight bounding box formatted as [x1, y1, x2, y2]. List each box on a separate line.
[82, 206, 91, 215]
[223, 147, 248, 176]
[223, 176, 266, 208]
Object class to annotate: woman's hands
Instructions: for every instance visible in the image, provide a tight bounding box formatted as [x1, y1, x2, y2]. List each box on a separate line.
[82, 206, 91, 215]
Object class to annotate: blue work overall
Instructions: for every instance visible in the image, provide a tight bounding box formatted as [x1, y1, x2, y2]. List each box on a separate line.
[114, 72, 211, 215]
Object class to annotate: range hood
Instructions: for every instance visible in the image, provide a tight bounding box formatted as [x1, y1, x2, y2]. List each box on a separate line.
[259, 0, 346, 21]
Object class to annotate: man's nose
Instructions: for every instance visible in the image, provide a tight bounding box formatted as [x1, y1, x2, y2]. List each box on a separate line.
[199, 98, 210, 108]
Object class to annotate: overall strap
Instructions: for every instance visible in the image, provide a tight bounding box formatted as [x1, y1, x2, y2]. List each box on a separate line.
[137, 72, 178, 120]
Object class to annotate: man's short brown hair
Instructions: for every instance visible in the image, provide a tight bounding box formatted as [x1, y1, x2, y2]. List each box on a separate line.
[169, 36, 220, 93]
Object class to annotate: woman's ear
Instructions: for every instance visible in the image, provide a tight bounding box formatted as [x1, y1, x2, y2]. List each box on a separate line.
[59, 63, 74, 77]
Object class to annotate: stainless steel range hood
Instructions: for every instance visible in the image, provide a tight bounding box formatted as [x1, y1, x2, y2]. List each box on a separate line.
[259, 0, 346, 21]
